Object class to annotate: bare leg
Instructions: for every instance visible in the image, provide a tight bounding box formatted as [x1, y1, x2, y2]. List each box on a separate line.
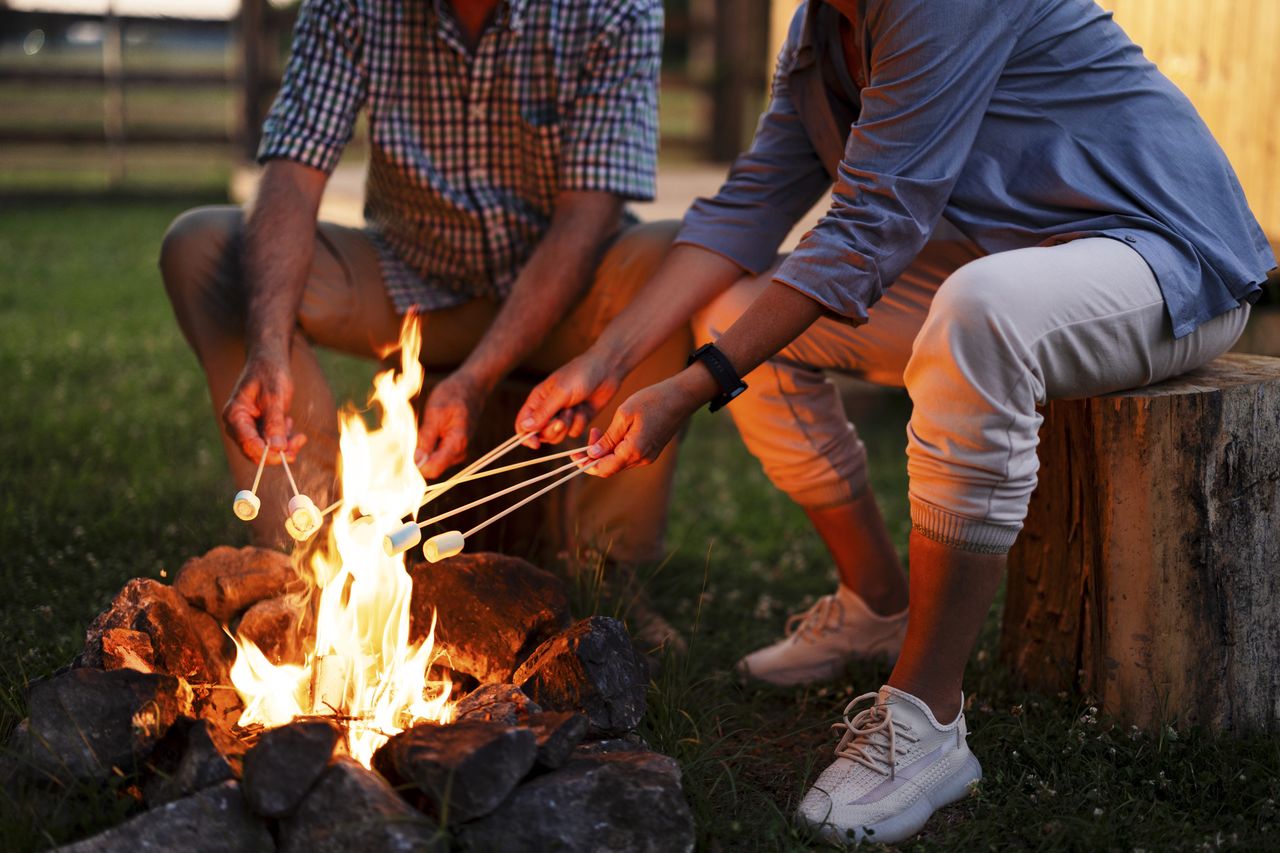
[804, 490, 908, 616]
[885, 531, 1004, 722]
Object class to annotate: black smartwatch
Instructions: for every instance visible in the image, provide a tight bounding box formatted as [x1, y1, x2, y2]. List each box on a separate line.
[687, 342, 748, 412]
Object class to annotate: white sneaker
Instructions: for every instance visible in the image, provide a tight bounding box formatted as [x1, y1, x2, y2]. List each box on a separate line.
[796, 686, 982, 846]
[736, 587, 907, 686]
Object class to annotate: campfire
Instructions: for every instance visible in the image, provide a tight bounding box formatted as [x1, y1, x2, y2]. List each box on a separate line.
[5, 317, 694, 851]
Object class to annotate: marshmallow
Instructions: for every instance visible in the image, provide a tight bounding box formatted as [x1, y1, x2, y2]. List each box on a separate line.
[284, 516, 317, 542]
[348, 514, 377, 546]
[288, 495, 322, 532]
[383, 522, 422, 556]
[232, 489, 261, 521]
[423, 530, 465, 563]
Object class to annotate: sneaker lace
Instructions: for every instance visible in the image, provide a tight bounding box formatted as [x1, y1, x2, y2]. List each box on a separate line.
[783, 595, 845, 643]
[831, 693, 920, 780]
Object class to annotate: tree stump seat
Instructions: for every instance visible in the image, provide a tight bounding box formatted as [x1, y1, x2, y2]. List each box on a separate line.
[1001, 353, 1280, 734]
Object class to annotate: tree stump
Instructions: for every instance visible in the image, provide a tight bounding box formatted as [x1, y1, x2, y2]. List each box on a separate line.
[1001, 353, 1280, 733]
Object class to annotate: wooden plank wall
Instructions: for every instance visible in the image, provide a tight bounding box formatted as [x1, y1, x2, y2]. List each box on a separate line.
[1100, 0, 1280, 247]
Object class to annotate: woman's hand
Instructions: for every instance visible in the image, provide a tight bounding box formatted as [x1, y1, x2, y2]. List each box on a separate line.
[517, 350, 626, 448]
[582, 373, 710, 477]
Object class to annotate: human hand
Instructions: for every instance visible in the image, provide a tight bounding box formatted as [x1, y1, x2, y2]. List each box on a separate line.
[581, 376, 703, 478]
[517, 351, 626, 449]
[415, 372, 486, 479]
[223, 354, 307, 465]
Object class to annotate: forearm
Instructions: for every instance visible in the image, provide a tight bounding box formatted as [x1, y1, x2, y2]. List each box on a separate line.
[242, 160, 327, 361]
[673, 281, 825, 405]
[456, 192, 622, 392]
[591, 243, 746, 376]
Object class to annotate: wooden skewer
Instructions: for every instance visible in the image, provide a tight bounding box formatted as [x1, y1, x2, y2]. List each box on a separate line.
[462, 458, 599, 538]
[250, 449, 268, 494]
[417, 459, 582, 530]
[321, 500, 343, 517]
[279, 450, 301, 497]
[416, 431, 534, 509]
[420, 446, 583, 492]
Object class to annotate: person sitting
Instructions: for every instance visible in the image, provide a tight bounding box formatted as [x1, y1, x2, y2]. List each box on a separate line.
[515, 0, 1276, 843]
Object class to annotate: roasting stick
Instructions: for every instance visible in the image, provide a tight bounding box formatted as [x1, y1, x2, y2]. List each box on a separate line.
[414, 431, 534, 510]
[232, 449, 271, 521]
[385, 457, 581, 555]
[279, 450, 323, 540]
[420, 446, 582, 493]
[423, 458, 601, 562]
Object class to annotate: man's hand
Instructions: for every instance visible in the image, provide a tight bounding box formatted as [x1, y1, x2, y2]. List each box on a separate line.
[516, 350, 626, 449]
[582, 372, 708, 478]
[415, 372, 486, 479]
[223, 354, 307, 464]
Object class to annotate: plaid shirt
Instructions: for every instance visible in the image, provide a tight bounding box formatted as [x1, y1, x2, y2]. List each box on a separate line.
[259, 0, 662, 311]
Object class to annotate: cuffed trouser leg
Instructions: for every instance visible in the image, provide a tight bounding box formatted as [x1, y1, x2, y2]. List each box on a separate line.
[692, 234, 982, 509]
[904, 237, 1250, 553]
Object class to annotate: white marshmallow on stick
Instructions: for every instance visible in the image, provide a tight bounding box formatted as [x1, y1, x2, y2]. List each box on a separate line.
[231, 448, 270, 521]
[423, 530, 465, 563]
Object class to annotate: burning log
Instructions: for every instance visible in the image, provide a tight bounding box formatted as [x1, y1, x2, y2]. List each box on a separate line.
[1003, 353, 1280, 732]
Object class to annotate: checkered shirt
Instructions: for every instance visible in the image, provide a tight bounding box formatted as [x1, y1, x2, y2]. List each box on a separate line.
[258, 0, 662, 311]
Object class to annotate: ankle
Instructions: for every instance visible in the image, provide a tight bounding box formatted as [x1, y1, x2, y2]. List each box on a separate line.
[885, 678, 962, 724]
[838, 581, 908, 618]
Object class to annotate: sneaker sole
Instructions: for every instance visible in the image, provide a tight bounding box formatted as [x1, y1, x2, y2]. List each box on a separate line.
[804, 752, 982, 847]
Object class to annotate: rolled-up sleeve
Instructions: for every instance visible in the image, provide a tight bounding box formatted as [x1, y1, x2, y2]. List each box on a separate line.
[560, 0, 662, 200]
[675, 9, 832, 275]
[257, 0, 366, 174]
[773, 0, 1016, 323]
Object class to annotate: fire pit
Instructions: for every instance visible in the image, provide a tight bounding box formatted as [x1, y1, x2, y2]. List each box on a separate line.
[4, 319, 694, 852]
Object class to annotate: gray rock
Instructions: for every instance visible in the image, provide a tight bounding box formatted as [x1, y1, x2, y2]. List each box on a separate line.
[54, 781, 273, 852]
[453, 684, 541, 725]
[77, 578, 232, 685]
[282, 757, 445, 852]
[143, 718, 244, 807]
[174, 545, 301, 623]
[408, 552, 570, 684]
[573, 732, 652, 758]
[514, 617, 649, 737]
[372, 720, 537, 823]
[242, 719, 342, 818]
[25, 668, 193, 782]
[525, 711, 588, 770]
[457, 751, 693, 853]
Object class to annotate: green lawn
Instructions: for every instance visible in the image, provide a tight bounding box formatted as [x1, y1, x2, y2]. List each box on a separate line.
[0, 195, 1277, 851]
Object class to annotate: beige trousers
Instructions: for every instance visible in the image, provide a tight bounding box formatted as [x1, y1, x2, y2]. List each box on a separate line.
[695, 232, 1250, 553]
[160, 206, 689, 562]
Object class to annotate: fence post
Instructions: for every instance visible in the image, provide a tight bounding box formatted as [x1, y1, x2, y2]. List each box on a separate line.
[238, 0, 266, 163]
[103, 3, 126, 185]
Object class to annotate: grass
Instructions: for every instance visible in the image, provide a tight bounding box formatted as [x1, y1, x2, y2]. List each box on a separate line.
[1, 194, 1277, 851]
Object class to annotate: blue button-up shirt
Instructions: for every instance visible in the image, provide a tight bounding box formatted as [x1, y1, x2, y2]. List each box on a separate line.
[678, 0, 1276, 338]
[259, 0, 661, 312]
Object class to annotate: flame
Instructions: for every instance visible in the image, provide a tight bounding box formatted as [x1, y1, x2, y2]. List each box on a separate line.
[229, 313, 453, 765]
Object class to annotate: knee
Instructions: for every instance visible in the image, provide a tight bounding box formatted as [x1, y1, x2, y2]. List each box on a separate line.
[597, 219, 681, 302]
[905, 257, 1034, 394]
[159, 205, 242, 309]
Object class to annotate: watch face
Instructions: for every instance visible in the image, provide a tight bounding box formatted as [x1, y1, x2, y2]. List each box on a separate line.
[726, 385, 746, 401]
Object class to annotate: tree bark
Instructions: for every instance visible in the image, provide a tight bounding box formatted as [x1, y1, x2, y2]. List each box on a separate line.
[1002, 353, 1280, 733]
